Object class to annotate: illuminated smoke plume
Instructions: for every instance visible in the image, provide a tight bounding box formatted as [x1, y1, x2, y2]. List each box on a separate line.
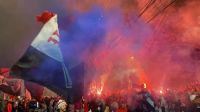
[140, 0, 200, 90]
[61, 0, 153, 96]
[61, 0, 200, 94]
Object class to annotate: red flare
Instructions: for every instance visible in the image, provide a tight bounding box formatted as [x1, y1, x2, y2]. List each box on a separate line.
[143, 83, 147, 89]
[159, 90, 163, 94]
[36, 11, 55, 24]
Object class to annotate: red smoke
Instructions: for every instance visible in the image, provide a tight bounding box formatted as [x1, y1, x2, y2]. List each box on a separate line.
[73, 0, 200, 97]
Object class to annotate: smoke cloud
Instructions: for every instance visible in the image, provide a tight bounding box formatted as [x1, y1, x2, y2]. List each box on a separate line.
[0, 0, 200, 96]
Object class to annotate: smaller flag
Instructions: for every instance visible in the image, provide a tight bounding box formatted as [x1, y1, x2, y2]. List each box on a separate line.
[0, 77, 21, 95]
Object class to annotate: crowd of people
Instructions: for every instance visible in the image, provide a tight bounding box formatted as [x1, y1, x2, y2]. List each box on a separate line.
[0, 96, 68, 112]
[0, 86, 200, 112]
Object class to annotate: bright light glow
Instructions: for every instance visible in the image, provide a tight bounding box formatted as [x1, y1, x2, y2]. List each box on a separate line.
[144, 83, 147, 88]
[88, 79, 104, 96]
[130, 56, 134, 60]
[97, 90, 102, 95]
[159, 90, 163, 94]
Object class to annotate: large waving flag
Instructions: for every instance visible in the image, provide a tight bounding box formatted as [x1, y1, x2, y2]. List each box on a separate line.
[10, 11, 82, 101]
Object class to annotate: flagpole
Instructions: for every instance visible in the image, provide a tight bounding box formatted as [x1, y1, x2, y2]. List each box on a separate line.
[61, 62, 72, 88]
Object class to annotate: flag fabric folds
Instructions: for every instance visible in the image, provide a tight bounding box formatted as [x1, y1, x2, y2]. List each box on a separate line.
[10, 11, 83, 102]
[24, 81, 44, 100]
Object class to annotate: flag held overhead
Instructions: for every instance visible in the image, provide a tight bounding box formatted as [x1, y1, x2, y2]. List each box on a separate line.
[10, 11, 74, 100]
